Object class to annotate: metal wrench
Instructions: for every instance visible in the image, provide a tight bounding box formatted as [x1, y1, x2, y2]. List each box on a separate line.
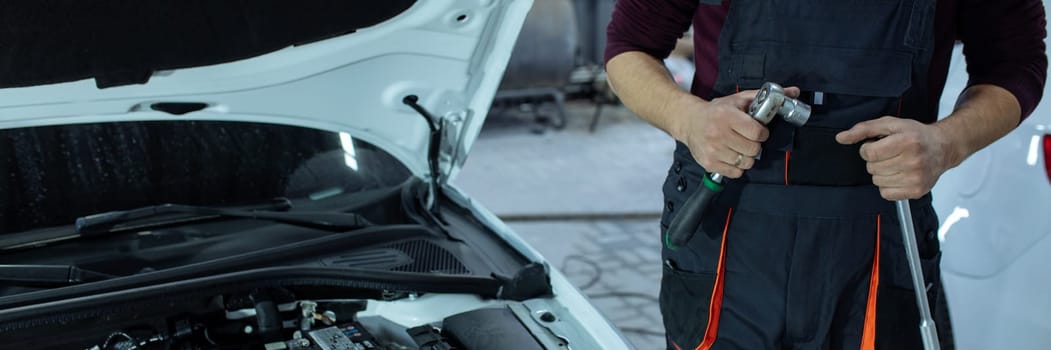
[895, 199, 941, 350]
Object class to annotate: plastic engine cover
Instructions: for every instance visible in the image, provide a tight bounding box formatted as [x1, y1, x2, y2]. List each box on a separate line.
[442, 307, 544, 350]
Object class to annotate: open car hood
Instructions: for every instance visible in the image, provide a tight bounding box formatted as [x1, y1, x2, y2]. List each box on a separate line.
[0, 0, 531, 180]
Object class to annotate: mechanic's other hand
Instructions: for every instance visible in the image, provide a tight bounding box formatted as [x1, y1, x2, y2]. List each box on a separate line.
[835, 116, 954, 200]
[674, 87, 800, 178]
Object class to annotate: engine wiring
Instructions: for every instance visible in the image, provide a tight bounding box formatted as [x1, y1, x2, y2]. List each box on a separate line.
[90, 330, 166, 350]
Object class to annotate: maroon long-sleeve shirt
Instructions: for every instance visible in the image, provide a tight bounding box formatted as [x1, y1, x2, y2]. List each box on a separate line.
[605, 0, 1048, 121]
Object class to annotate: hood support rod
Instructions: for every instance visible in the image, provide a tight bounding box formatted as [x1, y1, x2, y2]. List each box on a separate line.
[403, 95, 443, 219]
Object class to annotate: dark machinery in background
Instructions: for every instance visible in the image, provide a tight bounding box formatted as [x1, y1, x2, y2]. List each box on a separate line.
[490, 0, 618, 132]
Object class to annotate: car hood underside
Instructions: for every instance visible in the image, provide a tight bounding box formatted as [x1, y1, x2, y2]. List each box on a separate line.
[0, 0, 532, 179]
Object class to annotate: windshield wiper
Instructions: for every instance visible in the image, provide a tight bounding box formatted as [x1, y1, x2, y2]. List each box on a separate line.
[0, 199, 375, 252]
[0, 265, 114, 286]
[76, 200, 374, 236]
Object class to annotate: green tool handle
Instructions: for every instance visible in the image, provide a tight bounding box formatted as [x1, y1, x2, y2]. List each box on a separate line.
[664, 173, 724, 250]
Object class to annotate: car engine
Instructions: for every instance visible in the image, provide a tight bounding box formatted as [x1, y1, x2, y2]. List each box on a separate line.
[68, 287, 550, 350]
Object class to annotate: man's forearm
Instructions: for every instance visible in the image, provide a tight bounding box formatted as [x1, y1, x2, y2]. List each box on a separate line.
[606, 51, 700, 142]
[935, 84, 1022, 168]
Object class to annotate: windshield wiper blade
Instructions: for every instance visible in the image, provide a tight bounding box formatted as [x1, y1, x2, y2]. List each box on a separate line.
[0, 199, 375, 252]
[75, 197, 293, 234]
[0, 265, 115, 286]
[75, 199, 374, 236]
[0, 198, 292, 251]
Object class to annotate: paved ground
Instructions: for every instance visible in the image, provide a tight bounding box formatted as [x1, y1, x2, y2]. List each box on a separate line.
[454, 101, 674, 349]
[456, 102, 673, 218]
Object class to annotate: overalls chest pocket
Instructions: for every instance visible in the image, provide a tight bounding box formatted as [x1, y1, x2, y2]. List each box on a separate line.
[711, 0, 935, 186]
[714, 0, 932, 119]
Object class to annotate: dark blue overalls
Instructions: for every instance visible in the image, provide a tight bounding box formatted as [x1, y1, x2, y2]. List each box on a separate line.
[658, 1, 953, 349]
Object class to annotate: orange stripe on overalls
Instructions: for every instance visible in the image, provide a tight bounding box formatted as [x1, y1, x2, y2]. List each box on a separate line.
[861, 215, 881, 350]
[696, 208, 734, 350]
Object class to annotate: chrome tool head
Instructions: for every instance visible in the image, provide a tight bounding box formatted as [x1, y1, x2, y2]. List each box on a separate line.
[748, 82, 811, 127]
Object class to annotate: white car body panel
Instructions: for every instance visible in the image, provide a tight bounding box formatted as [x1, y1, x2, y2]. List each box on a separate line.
[933, 22, 1051, 349]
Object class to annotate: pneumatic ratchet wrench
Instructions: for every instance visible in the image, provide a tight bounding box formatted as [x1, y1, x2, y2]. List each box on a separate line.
[664, 82, 811, 250]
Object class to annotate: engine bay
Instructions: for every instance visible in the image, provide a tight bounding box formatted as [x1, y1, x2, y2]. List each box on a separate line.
[0, 173, 576, 349]
[14, 286, 555, 350]
[0, 185, 567, 350]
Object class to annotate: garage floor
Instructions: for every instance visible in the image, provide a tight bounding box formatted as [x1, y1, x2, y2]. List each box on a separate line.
[455, 101, 673, 349]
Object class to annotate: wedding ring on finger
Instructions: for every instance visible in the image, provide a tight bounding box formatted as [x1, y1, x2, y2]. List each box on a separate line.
[734, 153, 744, 167]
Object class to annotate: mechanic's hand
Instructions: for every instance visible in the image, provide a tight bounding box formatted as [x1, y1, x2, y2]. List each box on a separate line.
[835, 116, 955, 200]
[674, 87, 800, 178]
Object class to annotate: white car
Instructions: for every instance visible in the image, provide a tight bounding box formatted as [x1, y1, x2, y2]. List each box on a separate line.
[934, 25, 1051, 350]
[0, 1, 632, 349]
